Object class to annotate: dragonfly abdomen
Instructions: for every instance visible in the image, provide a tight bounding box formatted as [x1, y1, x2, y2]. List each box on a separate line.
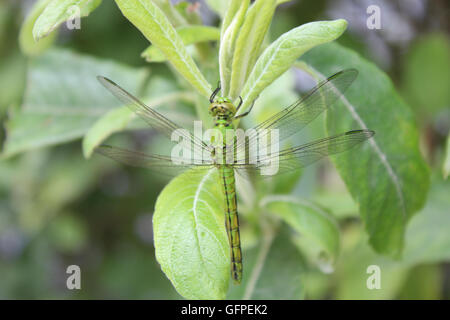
[219, 166, 243, 284]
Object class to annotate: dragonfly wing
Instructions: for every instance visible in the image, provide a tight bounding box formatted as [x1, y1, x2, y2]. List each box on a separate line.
[97, 76, 210, 154]
[96, 145, 214, 177]
[239, 69, 358, 151]
[233, 130, 374, 176]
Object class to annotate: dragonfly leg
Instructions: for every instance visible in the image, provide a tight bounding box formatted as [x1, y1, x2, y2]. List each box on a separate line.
[233, 97, 257, 120]
[235, 96, 243, 112]
[210, 81, 221, 103]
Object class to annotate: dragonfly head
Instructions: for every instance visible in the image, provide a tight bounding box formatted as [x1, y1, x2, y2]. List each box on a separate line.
[209, 97, 236, 118]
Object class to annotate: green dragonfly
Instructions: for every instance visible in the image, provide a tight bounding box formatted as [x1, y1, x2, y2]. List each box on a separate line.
[95, 69, 374, 284]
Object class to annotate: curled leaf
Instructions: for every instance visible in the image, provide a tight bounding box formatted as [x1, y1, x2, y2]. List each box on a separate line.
[19, 0, 57, 56]
[141, 26, 220, 63]
[33, 0, 102, 40]
[228, 0, 277, 99]
[239, 19, 347, 113]
[115, 0, 212, 98]
[262, 195, 340, 269]
[219, 0, 249, 97]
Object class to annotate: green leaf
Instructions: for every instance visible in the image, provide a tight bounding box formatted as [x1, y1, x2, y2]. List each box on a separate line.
[153, 169, 230, 300]
[228, 0, 277, 99]
[2, 49, 148, 158]
[335, 179, 449, 299]
[402, 33, 450, 117]
[33, 0, 102, 40]
[82, 90, 193, 158]
[19, 0, 57, 56]
[0, 49, 26, 113]
[403, 179, 450, 264]
[220, 0, 240, 35]
[141, 26, 220, 63]
[262, 195, 340, 269]
[313, 190, 359, 220]
[115, 0, 212, 98]
[227, 226, 305, 299]
[443, 135, 450, 179]
[82, 107, 133, 158]
[219, 0, 249, 97]
[244, 68, 297, 126]
[14, 149, 107, 234]
[239, 19, 347, 113]
[174, 26, 220, 45]
[299, 42, 430, 257]
[151, 0, 187, 27]
[333, 224, 410, 299]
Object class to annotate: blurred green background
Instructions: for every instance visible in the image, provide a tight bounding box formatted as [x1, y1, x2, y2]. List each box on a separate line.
[0, 0, 449, 299]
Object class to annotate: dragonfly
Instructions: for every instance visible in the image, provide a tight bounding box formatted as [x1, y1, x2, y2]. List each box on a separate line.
[95, 69, 374, 284]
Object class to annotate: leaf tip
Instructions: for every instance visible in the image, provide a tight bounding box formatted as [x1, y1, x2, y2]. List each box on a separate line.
[32, 30, 41, 42]
[333, 18, 348, 31]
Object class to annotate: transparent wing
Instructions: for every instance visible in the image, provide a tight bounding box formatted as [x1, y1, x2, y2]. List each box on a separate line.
[238, 69, 358, 151]
[97, 76, 211, 154]
[96, 145, 214, 177]
[232, 130, 375, 176]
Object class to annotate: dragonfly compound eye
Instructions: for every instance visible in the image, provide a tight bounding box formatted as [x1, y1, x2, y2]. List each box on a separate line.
[209, 104, 219, 115]
[219, 102, 237, 116]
